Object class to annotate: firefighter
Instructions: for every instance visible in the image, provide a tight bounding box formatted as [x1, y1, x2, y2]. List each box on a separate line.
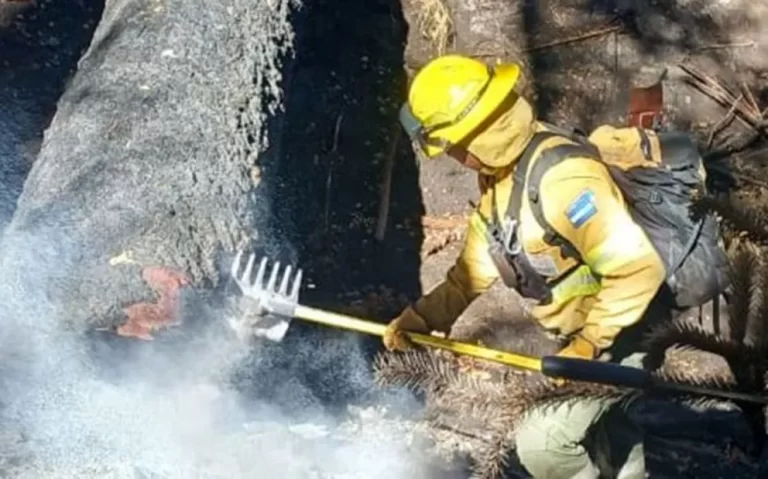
[383, 54, 729, 479]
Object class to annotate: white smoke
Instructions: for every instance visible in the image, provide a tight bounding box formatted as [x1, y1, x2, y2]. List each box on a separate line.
[0, 230, 435, 478]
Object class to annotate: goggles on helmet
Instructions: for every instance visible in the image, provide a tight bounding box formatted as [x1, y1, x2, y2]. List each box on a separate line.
[399, 66, 494, 160]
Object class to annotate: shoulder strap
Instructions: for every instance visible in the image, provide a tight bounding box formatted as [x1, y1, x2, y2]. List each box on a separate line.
[527, 143, 600, 260]
[508, 130, 601, 262]
[538, 122, 590, 143]
[508, 131, 560, 219]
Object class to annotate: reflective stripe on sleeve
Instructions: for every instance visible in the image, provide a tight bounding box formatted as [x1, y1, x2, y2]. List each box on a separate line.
[550, 264, 601, 303]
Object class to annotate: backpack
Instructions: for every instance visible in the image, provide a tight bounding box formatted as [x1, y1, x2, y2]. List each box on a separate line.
[506, 124, 731, 309]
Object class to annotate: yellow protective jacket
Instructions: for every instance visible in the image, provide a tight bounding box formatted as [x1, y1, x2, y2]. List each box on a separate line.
[411, 98, 667, 352]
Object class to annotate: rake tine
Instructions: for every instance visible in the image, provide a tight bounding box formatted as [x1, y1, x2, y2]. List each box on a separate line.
[279, 265, 292, 295]
[242, 253, 256, 285]
[254, 256, 268, 289]
[231, 250, 244, 280]
[266, 261, 280, 292]
[291, 268, 303, 300]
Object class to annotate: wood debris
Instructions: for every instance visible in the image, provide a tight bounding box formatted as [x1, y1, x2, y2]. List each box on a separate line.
[680, 62, 767, 157]
[421, 214, 468, 258]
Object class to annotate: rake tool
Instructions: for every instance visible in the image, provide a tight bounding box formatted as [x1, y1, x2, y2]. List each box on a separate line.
[230, 252, 768, 405]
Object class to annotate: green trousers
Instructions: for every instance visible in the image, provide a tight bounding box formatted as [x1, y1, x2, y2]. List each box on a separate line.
[514, 352, 647, 479]
[512, 291, 726, 478]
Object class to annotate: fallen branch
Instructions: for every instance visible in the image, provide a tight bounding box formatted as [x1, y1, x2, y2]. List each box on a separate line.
[323, 112, 344, 235]
[523, 25, 622, 53]
[695, 41, 756, 52]
[374, 126, 402, 241]
[680, 62, 766, 138]
[707, 93, 742, 150]
[730, 172, 768, 191]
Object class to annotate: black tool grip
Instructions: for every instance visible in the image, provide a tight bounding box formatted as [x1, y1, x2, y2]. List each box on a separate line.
[541, 356, 651, 389]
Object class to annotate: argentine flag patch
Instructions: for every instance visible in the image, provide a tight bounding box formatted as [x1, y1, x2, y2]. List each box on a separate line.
[566, 189, 597, 228]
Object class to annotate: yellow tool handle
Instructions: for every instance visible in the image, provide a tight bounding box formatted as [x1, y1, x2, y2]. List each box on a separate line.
[293, 305, 544, 372]
[292, 306, 768, 404]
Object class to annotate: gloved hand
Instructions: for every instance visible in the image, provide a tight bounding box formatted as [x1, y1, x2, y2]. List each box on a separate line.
[383, 306, 431, 351]
[557, 334, 598, 360]
[549, 335, 599, 387]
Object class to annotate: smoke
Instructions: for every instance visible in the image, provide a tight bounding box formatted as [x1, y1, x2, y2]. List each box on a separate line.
[0, 227, 433, 478]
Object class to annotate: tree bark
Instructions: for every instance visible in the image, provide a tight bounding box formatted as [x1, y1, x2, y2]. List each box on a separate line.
[0, 0, 299, 335]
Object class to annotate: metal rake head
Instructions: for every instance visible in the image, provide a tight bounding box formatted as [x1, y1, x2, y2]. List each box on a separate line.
[229, 250, 303, 342]
[231, 251, 302, 304]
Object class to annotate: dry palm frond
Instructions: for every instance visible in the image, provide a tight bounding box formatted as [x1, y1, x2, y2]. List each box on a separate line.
[375, 325, 765, 478]
[512, 380, 625, 425]
[656, 368, 739, 389]
[428, 370, 516, 423]
[692, 194, 768, 244]
[660, 348, 738, 387]
[727, 238, 762, 343]
[414, 0, 453, 55]
[745, 246, 768, 348]
[375, 349, 628, 417]
[659, 366, 767, 454]
[373, 349, 461, 395]
[643, 318, 757, 367]
[465, 376, 627, 479]
[722, 238, 768, 392]
[469, 429, 516, 479]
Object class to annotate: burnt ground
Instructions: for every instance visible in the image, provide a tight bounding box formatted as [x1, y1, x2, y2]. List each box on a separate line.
[0, 0, 103, 231]
[230, 0, 427, 415]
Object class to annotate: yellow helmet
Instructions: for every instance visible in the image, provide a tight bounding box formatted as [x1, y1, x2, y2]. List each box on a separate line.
[399, 55, 522, 159]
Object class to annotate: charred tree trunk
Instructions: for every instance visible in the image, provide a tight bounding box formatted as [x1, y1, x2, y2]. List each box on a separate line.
[0, 0, 299, 336]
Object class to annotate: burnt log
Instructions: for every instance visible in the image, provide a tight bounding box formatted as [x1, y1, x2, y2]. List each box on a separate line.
[0, 0, 299, 335]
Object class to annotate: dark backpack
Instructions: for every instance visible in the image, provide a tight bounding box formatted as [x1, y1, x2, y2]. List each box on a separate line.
[506, 125, 731, 309]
